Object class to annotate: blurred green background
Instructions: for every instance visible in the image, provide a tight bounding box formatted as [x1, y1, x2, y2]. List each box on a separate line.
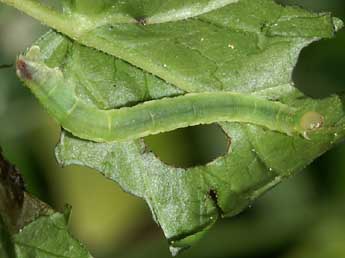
[0, 1, 345, 257]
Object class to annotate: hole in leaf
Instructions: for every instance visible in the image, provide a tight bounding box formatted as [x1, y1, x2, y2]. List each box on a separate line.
[293, 30, 345, 98]
[144, 124, 230, 168]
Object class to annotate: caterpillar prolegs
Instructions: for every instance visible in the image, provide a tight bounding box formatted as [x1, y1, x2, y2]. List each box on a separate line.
[16, 46, 324, 143]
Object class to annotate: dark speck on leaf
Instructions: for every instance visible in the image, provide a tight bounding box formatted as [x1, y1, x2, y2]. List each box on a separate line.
[136, 17, 147, 26]
[208, 189, 224, 216]
[208, 189, 218, 202]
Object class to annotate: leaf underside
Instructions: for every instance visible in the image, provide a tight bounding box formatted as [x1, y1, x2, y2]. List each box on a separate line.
[3, 0, 345, 254]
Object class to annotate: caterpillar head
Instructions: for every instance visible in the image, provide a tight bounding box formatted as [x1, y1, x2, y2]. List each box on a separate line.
[300, 111, 324, 139]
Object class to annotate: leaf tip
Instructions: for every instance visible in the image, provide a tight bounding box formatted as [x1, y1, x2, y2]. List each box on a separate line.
[169, 246, 184, 256]
[63, 204, 73, 222]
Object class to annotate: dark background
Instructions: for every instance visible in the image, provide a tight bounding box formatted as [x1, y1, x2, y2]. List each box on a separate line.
[0, 1, 345, 257]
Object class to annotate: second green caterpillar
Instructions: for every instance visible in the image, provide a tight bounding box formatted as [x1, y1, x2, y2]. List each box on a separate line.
[16, 47, 324, 143]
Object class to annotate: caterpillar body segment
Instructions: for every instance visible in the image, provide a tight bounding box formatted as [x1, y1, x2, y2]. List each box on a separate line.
[16, 48, 324, 143]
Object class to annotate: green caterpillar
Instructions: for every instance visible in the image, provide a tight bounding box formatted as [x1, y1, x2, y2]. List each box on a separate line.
[16, 46, 323, 143]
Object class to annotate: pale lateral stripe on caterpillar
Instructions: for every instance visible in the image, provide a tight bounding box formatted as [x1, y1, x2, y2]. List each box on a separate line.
[16, 47, 324, 143]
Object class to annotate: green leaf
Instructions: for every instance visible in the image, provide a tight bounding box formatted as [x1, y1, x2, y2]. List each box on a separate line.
[2, 0, 345, 254]
[0, 149, 93, 258]
[14, 209, 93, 258]
[55, 95, 345, 253]
[0, 0, 339, 93]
